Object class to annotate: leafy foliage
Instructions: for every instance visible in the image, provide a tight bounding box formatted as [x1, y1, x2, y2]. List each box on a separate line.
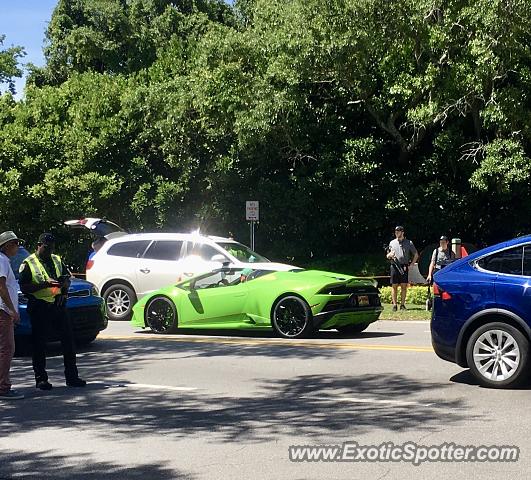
[0, 0, 530, 267]
[379, 286, 429, 305]
[0, 35, 25, 95]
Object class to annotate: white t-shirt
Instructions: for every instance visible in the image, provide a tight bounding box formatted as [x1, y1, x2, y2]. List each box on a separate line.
[0, 252, 19, 315]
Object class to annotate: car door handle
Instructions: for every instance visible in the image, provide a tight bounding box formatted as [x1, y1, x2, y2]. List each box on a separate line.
[139, 268, 150, 274]
[234, 293, 245, 297]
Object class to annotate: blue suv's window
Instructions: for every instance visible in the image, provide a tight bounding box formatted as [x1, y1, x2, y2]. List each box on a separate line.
[478, 247, 523, 275]
[523, 246, 531, 276]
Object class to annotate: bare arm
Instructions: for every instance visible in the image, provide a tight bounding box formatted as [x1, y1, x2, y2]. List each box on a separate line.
[0, 276, 19, 323]
[427, 262, 435, 282]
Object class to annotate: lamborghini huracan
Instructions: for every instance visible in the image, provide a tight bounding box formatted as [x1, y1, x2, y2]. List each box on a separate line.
[131, 267, 383, 338]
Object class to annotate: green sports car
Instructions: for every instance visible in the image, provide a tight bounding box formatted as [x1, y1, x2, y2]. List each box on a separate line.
[131, 267, 383, 338]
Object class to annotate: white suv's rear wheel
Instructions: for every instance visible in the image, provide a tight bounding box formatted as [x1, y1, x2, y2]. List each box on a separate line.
[103, 283, 137, 321]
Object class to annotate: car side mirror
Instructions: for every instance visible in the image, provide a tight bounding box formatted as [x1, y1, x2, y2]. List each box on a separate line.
[211, 254, 226, 263]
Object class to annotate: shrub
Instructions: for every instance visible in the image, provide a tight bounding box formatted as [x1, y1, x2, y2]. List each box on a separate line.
[379, 286, 429, 305]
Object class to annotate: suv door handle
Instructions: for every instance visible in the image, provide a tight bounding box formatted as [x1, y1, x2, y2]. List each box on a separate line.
[140, 268, 150, 274]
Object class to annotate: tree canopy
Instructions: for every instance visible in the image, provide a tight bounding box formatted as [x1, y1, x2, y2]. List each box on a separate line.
[1, 0, 530, 267]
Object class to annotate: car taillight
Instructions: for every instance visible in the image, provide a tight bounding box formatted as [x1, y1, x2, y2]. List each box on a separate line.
[86, 259, 94, 270]
[433, 282, 452, 300]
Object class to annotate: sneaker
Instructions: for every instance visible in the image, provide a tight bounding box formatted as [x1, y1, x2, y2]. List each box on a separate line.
[392, 305, 398, 312]
[66, 378, 86, 387]
[0, 389, 24, 400]
[36, 380, 53, 391]
[400, 304, 407, 310]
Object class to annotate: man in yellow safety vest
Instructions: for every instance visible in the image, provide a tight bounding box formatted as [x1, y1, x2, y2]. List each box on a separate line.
[19, 233, 86, 390]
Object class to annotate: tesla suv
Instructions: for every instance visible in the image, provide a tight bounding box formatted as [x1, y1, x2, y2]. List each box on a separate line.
[431, 235, 531, 388]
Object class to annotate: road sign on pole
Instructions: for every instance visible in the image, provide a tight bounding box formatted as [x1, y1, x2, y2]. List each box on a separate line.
[246, 201, 259, 250]
[246, 201, 259, 221]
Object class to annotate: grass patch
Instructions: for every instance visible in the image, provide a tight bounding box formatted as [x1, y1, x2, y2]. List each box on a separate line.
[379, 303, 431, 321]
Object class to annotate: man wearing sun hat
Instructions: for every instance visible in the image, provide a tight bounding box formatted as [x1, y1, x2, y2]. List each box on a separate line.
[0, 231, 25, 400]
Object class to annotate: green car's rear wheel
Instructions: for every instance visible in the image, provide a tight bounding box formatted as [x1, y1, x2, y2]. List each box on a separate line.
[272, 295, 313, 338]
[145, 296, 178, 334]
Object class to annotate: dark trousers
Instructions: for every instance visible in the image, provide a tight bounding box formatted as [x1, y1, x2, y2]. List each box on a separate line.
[28, 300, 79, 383]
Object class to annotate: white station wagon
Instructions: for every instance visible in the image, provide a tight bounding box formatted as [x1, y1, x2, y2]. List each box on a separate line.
[65, 218, 295, 320]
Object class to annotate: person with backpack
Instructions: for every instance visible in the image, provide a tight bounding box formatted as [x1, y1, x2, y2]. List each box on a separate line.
[426, 236, 456, 284]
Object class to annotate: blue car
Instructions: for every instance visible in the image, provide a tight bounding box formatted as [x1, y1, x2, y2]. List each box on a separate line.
[431, 235, 531, 388]
[11, 248, 108, 346]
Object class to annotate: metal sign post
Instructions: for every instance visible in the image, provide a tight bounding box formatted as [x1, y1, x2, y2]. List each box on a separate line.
[246, 201, 259, 250]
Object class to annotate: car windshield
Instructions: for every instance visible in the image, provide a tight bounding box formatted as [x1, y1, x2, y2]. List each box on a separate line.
[93, 220, 124, 237]
[216, 242, 269, 263]
[186, 268, 274, 289]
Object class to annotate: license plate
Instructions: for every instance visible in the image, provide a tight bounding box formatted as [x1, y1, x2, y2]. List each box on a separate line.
[358, 295, 369, 306]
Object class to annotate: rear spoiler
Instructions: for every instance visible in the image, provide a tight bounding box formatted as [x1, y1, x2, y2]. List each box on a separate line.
[319, 277, 378, 294]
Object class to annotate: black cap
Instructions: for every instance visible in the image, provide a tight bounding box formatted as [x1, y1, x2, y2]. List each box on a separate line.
[38, 232, 56, 245]
[440, 235, 449, 241]
[395, 225, 404, 231]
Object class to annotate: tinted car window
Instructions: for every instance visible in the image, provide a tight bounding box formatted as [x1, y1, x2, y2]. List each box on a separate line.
[107, 240, 150, 258]
[143, 241, 184, 261]
[523, 246, 531, 276]
[478, 247, 523, 275]
[188, 243, 226, 262]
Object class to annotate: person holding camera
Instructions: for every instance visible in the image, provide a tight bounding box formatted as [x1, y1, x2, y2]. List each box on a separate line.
[19, 233, 86, 390]
[386, 226, 418, 311]
[426, 235, 456, 284]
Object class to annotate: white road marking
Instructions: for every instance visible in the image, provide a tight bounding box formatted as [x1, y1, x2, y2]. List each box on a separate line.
[110, 383, 198, 392]
[334, 397, 433, 407]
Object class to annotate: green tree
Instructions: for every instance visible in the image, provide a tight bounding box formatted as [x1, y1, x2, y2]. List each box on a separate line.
[0, 35, 25, 94]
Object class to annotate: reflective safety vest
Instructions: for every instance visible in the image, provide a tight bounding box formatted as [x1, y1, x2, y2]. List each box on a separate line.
[23, 253, 63, 303]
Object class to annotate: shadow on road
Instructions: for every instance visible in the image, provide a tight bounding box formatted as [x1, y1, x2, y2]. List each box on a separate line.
[450, 369, 531, 390]
[0, 449, 192, 479]
[133, 328, 403, 340]
[3, 338, 474, 444]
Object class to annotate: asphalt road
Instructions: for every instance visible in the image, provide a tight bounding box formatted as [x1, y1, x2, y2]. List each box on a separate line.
[1, 320, 529, 479]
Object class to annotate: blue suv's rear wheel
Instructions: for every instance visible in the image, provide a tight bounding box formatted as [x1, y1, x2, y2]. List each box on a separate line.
[466, 323, 529, 388]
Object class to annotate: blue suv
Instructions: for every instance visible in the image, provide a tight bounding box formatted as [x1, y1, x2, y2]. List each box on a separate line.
[431, 235, 531, 388]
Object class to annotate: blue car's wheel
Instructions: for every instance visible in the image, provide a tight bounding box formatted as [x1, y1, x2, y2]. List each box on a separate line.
[466, 322, 529, 388]
[272, 295, 313, 339]
[145, 296, 178, 334]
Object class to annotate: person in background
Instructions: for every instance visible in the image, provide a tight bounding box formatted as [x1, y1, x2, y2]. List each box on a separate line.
[0, 231, 25, 400]
[427, 236, 456, 284]
[386, 226, 418, 311]
[88, 236, 107, 261]
[19, 233, 86, 391]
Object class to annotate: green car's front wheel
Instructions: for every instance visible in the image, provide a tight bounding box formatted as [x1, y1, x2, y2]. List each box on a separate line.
[272, 295, 313, 339]
[145, 296, 178, 334]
